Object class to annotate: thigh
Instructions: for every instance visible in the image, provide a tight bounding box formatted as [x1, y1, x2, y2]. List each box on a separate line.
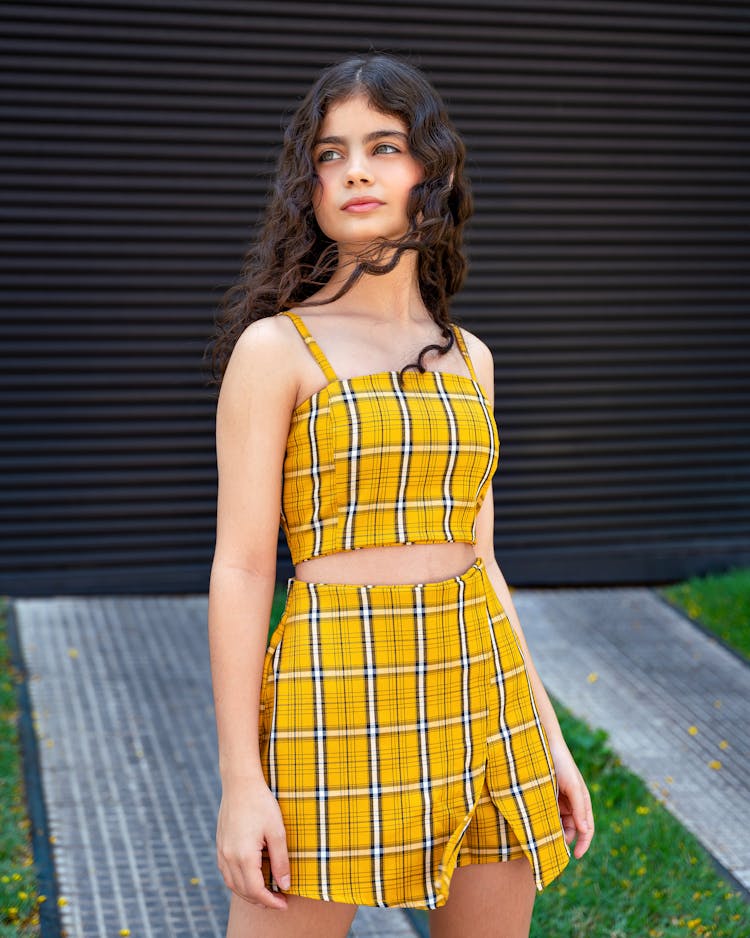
[226, 891, 358, 938]
[428, 858, 537, 938]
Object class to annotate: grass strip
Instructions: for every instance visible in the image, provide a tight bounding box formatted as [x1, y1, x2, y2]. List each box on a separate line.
[528, 700, 747, 937]
[657, 567, 750, 662]
[0, 597, 44, 937]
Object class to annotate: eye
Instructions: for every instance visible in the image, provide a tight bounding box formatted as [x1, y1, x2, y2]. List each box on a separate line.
[317, 149, 342, 163]
[374, 143, 400, 154]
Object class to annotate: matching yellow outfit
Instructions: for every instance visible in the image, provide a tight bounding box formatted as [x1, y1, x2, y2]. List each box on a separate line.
[257, 311, 571, 909]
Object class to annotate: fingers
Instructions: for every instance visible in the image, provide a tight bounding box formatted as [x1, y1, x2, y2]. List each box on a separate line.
[568, 776, 595, 859]
[267, 828, 292, 893]
[215, 786, 292, 911]
[557, 767, 595, 859]
[218, 848, 289, 911]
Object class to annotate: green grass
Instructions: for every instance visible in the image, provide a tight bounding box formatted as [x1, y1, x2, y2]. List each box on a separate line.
[0, 598, 42, 937]
[527, 700, 747, 937]
[402, 698, 748, 938]
[657, 567, 750, 662]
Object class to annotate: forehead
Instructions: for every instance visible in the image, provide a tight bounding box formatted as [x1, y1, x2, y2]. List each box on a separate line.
[318, 94, 408, 135]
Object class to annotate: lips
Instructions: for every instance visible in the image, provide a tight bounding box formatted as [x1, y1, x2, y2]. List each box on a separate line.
[341, 197, 384, 212]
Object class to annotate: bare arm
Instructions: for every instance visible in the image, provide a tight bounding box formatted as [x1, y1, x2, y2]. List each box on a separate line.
[465, 329, 595, 860]
[208, 315, 299, 907]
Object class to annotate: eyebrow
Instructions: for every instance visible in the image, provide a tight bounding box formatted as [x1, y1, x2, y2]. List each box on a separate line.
[314, 129, 409, 146]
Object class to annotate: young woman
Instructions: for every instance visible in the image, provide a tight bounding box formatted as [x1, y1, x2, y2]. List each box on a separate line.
[206, 52, 594, 938]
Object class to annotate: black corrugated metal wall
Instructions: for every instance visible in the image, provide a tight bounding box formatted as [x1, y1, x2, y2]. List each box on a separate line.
[2, 1, 749, 595]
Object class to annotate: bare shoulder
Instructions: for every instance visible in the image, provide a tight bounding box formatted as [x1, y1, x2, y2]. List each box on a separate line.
[220, 314, 301, 412]
[456, 324, 495, 389]
[457, 325, 493, 365]
[233, 312, 297, 361]
[226, 314, 303, 380]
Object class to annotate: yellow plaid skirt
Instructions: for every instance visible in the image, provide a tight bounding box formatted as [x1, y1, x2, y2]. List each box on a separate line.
[258, 556, 570, 909]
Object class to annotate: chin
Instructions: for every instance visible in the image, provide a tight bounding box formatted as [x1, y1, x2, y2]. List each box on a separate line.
[338, 225, 411, 250]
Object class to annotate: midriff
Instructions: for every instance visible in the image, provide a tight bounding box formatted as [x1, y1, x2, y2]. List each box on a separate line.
[293, 541, 478, 585]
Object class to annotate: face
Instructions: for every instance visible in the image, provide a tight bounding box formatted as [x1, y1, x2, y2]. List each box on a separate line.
[311, 94, 424, 252]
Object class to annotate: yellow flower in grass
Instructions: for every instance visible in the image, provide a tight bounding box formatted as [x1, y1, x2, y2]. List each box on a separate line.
[719, 740, 728, 750]
[587, 672, 598, 683]
[636, 805, 650, 815]
[708, 759, 722, 770]
[688, 725, 698, 736]
[119, 929, 130, 936]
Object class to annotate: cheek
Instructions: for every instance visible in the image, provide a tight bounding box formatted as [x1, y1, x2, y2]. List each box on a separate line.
[390, 162, 424, 199]
[311, 178, 340, 238]
[314, 167, 342, 204]
[409, 164, 426, 190]
[312, 177, 332, 223]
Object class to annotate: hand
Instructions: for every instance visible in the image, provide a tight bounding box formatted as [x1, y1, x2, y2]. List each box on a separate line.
[216, 778, 291, 911]
[550, 741, 595, 859]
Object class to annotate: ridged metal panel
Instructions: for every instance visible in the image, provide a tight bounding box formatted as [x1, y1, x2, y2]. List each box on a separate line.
[1, 1, 748, 595]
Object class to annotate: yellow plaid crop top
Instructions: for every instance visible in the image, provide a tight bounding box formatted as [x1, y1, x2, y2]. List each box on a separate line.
[279, 311, 500, 565]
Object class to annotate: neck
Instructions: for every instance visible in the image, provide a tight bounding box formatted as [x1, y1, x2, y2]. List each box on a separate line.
[320, 247, 429, 324]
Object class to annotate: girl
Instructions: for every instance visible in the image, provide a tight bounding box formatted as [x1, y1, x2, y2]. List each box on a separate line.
[206, 52, 594, 938]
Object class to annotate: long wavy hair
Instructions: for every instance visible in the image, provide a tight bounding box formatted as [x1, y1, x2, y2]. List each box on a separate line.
[204, 52, 473, 391]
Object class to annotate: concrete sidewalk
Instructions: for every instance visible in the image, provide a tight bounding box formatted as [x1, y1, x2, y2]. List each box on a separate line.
[514, 586, 750, 892]
[12, 594, 418, 938]
[12, 585, 750, 936]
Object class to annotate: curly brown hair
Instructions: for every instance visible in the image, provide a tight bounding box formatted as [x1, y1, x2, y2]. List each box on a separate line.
[204, 51, 473, 391]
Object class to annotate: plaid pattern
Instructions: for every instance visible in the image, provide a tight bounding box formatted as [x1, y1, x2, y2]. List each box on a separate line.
[258, 558, 571, 909]
[279, 311, 499, 566]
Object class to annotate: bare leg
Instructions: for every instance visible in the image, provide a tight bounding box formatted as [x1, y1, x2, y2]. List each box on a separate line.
[226, 891, 357, 938]
[429, 858, 537, 938]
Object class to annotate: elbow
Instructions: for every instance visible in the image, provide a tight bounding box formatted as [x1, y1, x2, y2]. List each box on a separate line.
[209, 555, 278, 585]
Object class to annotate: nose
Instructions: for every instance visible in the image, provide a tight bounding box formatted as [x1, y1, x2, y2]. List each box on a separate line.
[345, 154, 374, 186]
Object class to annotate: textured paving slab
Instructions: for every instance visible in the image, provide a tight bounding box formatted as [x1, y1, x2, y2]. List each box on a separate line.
[14, 596, 416, 938]
[513, 587, 750, 891]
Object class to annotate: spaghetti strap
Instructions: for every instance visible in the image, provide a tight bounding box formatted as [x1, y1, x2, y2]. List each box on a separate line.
[281, 310, 338, 384]
[451, 324, 479, 383]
